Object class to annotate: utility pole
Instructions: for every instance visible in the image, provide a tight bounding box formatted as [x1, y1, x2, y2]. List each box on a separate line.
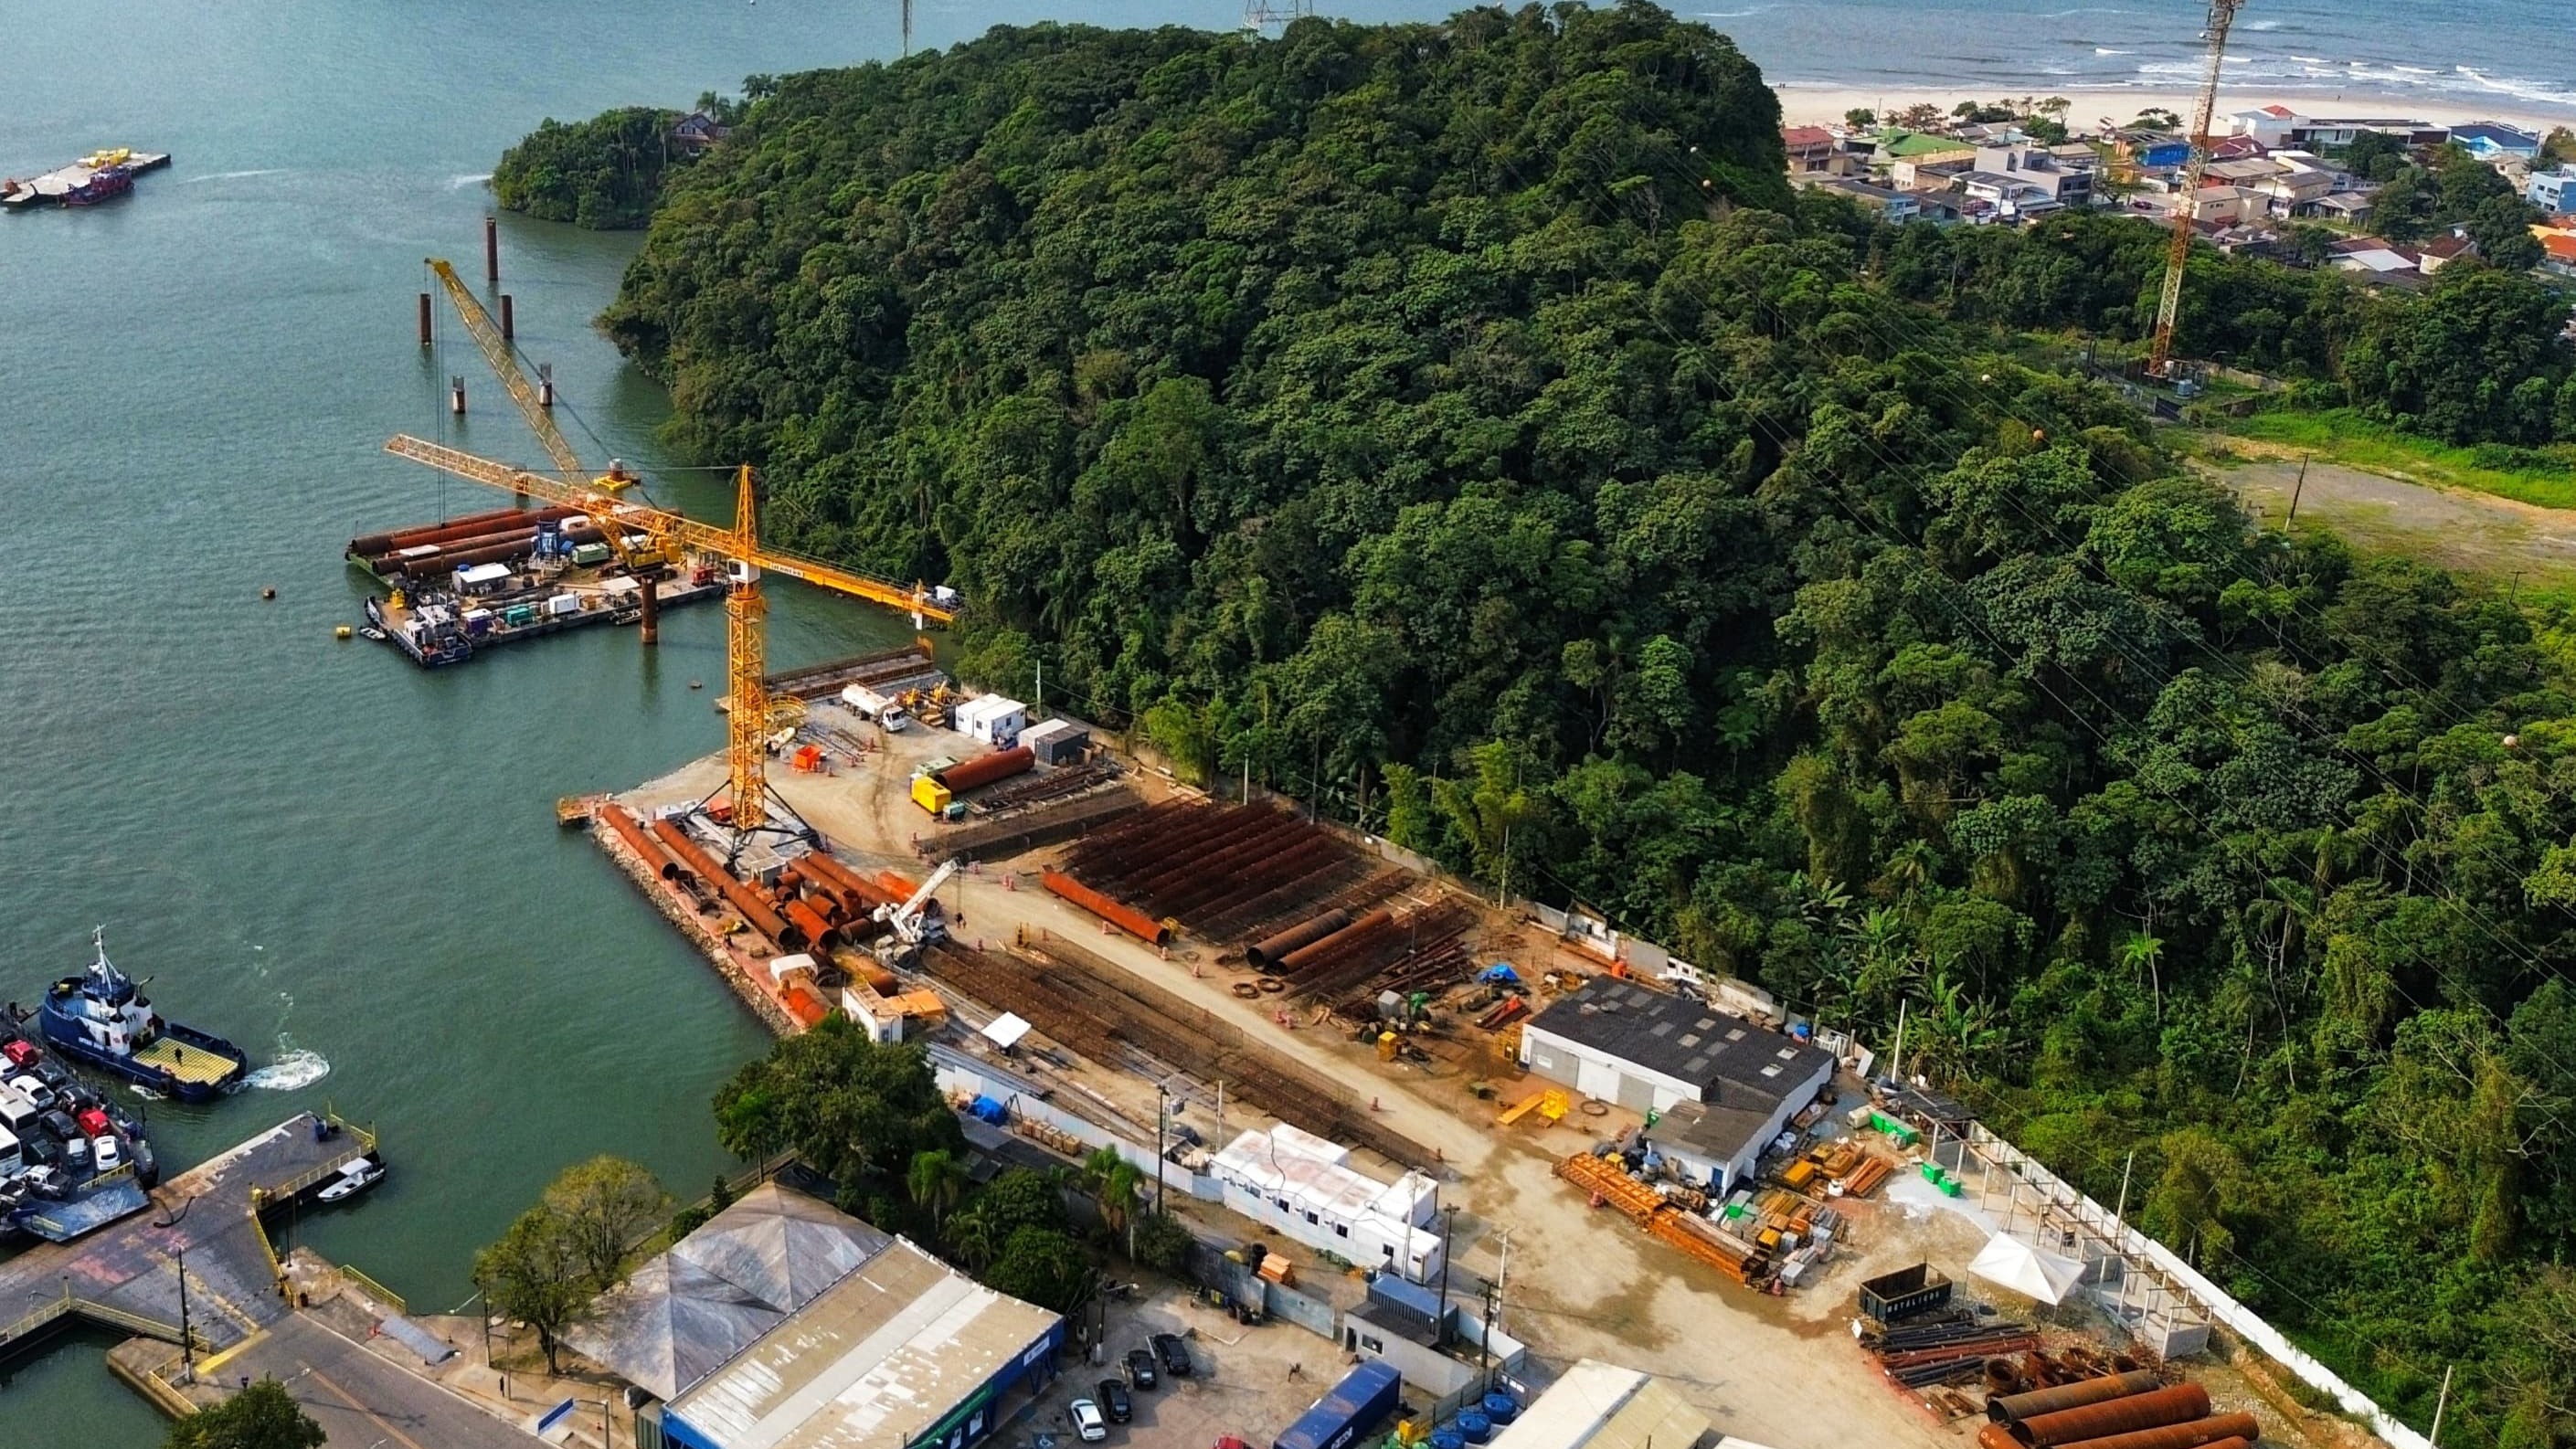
[1436, 1205, 1458, 1349]
[2429, 1365, 2454, 1445]
[2283, 452, 2308, 529]
[1154, 1084, 1169, 1215]
[175, 1245, 194, 1383]
[1889, 999, 1909, 1084]
[2113, 1149, 2136, 1226]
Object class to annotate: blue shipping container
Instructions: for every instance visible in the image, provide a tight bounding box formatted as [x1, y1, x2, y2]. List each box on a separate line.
[1274, 1361, 1403, 1449]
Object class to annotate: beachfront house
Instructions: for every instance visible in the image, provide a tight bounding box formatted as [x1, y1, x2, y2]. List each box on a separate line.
[2450, 122, 2542, 163]
[1781, 125, 1852, 177]
[1874, 129, 1976, 171]
[1814, 178, 1923, 225]
[2114, 129, 2191, 173]
[1956, 170, 2062, 222]
[2528, 168, 2576, 215]
[2227, 104, 2300, 149]
[1973, 143, 2095, 209]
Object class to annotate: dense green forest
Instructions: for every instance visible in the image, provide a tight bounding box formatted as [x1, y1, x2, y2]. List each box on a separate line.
[493, 105, 694, 228]
[575, 5, 2576, 1440]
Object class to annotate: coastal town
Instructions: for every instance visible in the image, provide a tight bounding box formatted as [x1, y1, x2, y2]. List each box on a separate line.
[11, 5, 2576, 1449]
[1782, 100, 2576, 283]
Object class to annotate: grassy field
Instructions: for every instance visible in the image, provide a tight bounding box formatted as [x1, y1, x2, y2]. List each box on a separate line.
[2221, 408, 2576, 510]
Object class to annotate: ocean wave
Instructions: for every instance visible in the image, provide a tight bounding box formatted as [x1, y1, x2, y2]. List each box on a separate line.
[2095, 47, 2133, 56]
[182, 169, 287, 185]
[244, 1045, 331, 1092]
[2242, 18, 2280, 29]
[2034, 6, 2130, 16]
[2454, 67, 2576, 109]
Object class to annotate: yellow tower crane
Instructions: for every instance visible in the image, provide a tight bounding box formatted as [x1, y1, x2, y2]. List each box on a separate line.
[2148, 0, 2247, 378]
[383, 435, 958, 848]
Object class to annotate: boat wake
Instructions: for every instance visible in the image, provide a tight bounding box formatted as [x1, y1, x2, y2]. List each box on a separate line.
[183, 168, 287, 185]
[245, 1047, 331, 1091]
[449, 172, 494, 190]
[128, 1084, 167, 1102]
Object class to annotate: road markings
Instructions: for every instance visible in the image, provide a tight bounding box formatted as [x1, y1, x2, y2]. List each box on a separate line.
[302, 1360, 431, 1449]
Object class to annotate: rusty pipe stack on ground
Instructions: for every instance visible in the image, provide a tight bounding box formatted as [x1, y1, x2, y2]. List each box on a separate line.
[1990, 1372, 2166, 1424]
[650, 817, 799, 949]
[1246, 909, 1351, 969]
[2017, 1384, 2212, 1446]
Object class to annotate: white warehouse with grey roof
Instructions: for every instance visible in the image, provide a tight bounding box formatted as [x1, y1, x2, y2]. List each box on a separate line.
[1519, 978, 1834, 1191]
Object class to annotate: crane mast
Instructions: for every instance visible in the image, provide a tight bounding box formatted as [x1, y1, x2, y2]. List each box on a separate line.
[2149, 0, 2246, 377]
[423, 259, 631, 492]
[726, 465, 776, 837]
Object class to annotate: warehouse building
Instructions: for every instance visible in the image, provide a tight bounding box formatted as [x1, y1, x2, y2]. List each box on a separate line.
[570, 1184, 1065, 1449]
[1210, 1122, 1444, 1282]
[1489, 1360, 1720, 1449]
[1519, 979, 1833, 1191]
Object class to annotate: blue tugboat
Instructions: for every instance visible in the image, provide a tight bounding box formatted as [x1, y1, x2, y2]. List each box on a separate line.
[37, 929, 248, 1102]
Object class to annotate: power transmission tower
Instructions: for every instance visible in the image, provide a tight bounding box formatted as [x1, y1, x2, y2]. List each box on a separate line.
[1243, 0, 1313, 34]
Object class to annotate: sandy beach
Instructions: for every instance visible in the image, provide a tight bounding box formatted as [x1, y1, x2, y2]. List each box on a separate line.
[1776, 83, 2573, 140]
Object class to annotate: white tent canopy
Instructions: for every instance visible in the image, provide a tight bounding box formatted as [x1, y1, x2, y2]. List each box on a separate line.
[1968, 1232, 2087, 1306]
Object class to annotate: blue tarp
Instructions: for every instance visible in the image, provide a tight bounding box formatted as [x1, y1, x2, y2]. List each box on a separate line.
[969, 1095, 1010, 1125]
[1479, 963, 1521, 984]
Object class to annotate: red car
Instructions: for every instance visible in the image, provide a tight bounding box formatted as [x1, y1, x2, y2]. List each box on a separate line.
[1, 1040, 38, 1070]
[77, 1107, 111, 1137]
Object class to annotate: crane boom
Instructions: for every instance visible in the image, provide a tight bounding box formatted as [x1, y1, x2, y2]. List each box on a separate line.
[382, 434, 954, 624]
[423, 259, 619, 490]
[2149, 0, 2245, 376]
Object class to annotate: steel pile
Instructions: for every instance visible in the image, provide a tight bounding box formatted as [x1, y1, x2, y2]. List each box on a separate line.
[1864, 1313, 2041, 1389]
[1056, 802, 1371, 938]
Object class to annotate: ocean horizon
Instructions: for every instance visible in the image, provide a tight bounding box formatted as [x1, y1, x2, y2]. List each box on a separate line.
[1654, 0, 2576, 122]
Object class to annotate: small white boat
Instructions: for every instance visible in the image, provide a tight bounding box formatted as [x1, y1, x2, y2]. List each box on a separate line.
[316, 1158, 384, 1203]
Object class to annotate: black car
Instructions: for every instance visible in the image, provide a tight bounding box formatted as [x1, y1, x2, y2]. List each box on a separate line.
[1122, 1349, 1158, 1390]
[1151, 1333, 1193, 1379]
[1096, 1380, 1132, 1423]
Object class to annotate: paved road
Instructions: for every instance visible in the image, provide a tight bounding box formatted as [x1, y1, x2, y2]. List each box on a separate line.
[208, 1314, 546, 1449]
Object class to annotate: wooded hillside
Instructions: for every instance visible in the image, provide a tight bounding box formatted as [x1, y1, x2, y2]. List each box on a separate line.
[585, 8, 2576, 1441]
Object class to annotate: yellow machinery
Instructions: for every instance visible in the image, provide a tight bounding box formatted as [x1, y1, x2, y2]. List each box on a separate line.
[424, 259, 631, 492]
[911, 775, 952, 816]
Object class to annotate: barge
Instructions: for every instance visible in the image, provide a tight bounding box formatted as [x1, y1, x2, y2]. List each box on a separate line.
[2, 149, 171, 209]
[1, 1015, 161, 1243]
[351, 508, 725, 667]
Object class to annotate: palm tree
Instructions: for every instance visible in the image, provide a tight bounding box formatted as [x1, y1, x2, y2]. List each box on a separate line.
[1084, 1147, 1146, 1250]
[907, 1149, 968, 1231]
[2119, 931, 2167, 1022]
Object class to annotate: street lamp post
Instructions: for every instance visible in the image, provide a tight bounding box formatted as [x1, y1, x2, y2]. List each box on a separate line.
[175, 1244, 195, 1384]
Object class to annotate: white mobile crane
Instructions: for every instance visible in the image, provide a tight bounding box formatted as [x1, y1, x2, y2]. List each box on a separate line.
[874, 858, 960, 968]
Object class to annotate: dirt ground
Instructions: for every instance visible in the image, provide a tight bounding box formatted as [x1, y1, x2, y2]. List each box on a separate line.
[620, 714, 2337, 1449]
[2205, 450, 2576, 591]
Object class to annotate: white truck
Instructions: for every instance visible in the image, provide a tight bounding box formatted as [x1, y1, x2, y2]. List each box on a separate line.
[840, 683, 912, 733]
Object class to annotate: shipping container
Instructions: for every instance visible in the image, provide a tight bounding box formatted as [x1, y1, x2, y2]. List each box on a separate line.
[1858, 1263, 1952, 1323]
[546, 593, 584, 617]
[1274, 1361, 1403, 1449]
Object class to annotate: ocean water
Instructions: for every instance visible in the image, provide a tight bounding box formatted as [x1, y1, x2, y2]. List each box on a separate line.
[0, 0, 2557, 1443]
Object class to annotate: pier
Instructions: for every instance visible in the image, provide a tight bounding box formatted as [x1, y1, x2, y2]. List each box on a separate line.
[1, 150, 171, 208]
[0, 1112, 378, 1363]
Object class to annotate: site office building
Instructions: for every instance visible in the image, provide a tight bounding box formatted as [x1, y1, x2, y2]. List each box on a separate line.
[1210, 1122, 1445, 1283]
[1518, 978, 1834, 1191]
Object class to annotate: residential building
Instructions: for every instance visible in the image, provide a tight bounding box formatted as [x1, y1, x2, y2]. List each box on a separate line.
[2329, 238, 2425, 284]
[2114, 130, 2191, 172]
[566, 1185, 1065, 1449]
[1208, 1122, 1444, 1282]
[1814, 178, 1922, 224]
[2542, 230, 2576, 278]
[2419, 234, 2475, 274]
[2204, 134, 2268, 163]
[1519, 978, 1833, 1189]
[670, 111, 731, 151]
[2311, 190, 2377, 223]
[1957, 170, 2062, 221]
[2451, 122, 2542, 162]
[2528, 167, 2576, 215]
[2227, 104, 2300, 148]
[2284, 115, 2448, 150]
[1974, 143, 2095, 208]
[1781, 124, 1842, 175]
[1890, 154, 1969, 192]
[1875, 129, 1976, 167]
[2188, 184, 2268, 227]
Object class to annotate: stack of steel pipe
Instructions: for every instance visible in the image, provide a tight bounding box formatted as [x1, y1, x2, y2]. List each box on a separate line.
[2014, 1385, 2213, 1446]
[649, 817, 800, 949]
[1277, 909, 1396, 975]
[1246, 910, 1351, 969]
[348, 504, 553, 556]
[375, 519, 608, 579]
[796, 850, 902, 912]
[1991, 1373, 2165, 1425]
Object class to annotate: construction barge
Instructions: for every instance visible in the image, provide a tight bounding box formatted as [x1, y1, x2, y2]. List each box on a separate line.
[349, 506, 722, 667]
[3, 149, 170, 208]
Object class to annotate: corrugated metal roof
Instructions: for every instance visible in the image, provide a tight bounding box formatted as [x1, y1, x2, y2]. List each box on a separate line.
[669, 1239, 1059, 1449]
[1488, 1362, 1712, 1449]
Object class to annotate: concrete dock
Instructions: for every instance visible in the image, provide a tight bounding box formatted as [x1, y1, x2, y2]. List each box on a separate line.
[0, 1112, 377, 1362]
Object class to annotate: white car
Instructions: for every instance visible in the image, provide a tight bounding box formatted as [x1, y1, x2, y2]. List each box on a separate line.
[317, 1158, 384, 1203]
[92, 1136, 123, 1173]
[6, 1076, 55, 1111]
[1069, 1400, 1108, 1444]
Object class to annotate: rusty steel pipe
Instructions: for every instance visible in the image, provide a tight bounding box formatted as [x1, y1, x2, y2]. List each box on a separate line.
[1991, 1371, 2167, 1424]
[1043, 869, 1170, 946]
[351, 504, 557, 556]
[599, 805, 679, 877]
[783, 899, 839, 952]
[374, 517, 604, 571]
[650, 817, 797, 948]
[2019, 1385, 2212, 1447]
[797, 851, 900, 910]
[1247, 910, 1352, 969]
[2051, 1417, 2257, 1449]
[935, 746, 1034, 795]
[1981, 1425, 2026, 1449]
[1277, 909, 1395, 975]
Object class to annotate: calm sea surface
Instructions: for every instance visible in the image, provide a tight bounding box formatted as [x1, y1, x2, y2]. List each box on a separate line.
[0, 0, 2557, 1442]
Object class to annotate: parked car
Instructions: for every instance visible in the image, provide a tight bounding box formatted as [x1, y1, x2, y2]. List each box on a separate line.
[0, 1040, 38, 1071]
[1122, 1349, 1158, 1390]
[92, 1136, 123, 1173]
[7, 1076, 56, 1112]
[75, 1107, 111, 1138]
[1152, 1333, 1193, 1379]
[1069, 1400, 1108, 1444]
[1095, 1380, 1131, 1424]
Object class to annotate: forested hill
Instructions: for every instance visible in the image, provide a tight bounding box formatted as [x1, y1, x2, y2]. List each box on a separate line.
[586, 5, 2576, 1440]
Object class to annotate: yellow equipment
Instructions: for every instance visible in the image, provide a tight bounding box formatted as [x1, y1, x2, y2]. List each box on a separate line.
[423, 259, 631, 493]
[911, 775, 953, 816]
